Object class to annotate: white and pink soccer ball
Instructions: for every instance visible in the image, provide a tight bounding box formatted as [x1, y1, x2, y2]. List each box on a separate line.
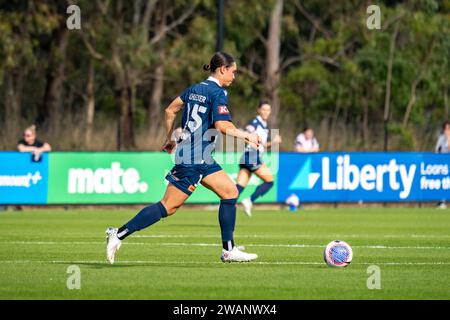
[323, 240, 353, 268]
[285, 194, 300, 211]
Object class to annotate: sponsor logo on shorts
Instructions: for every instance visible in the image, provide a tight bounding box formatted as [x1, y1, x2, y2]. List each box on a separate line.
[188, 185, 196, 192]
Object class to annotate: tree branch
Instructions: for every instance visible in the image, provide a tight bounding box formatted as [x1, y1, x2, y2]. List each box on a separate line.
[68, 82, 87, 102]
[238, 66, 259, 80]
[332, 38, 357, 61]
[313, 55, 340, 68]
[382, 11, 407, 31]
[81, 31, 105, 61]
[96, 0, 110, 17]
[402, 36, 437, 128]
[280, 55, 304, 71]
[293, 0, 333, 39]
[150, 3, 197, 45]
[141, 0, 158, 42]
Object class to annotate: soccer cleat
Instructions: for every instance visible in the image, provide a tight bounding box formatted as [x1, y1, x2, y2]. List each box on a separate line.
[221, 246, 258, 263]
[241, 198, 253, 217]
[106, 227, 122, 264]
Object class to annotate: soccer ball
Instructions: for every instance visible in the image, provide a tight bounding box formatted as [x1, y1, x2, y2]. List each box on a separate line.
[323, 240, 353, 268]
[285, 194, 300, 211]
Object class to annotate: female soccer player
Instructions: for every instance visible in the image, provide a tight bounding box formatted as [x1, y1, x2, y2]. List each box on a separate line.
[236, 102, 281, 216]
[106, 52, 261, 264]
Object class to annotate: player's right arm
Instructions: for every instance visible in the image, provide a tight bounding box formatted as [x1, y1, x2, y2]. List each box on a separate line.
[162, 96, 184, 153]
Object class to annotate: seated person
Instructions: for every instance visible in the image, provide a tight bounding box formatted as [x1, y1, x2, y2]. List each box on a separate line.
[17, 125, 52, 160]
[295, 127, 319, 152]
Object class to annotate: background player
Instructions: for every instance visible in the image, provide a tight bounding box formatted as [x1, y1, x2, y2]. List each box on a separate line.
[106, 52, 261, 264]
[236, 102, 281, 216]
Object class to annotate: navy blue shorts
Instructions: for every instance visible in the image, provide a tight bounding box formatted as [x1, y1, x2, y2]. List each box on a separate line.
[239, 151, 263, 172]
[165, 162, 223, 196]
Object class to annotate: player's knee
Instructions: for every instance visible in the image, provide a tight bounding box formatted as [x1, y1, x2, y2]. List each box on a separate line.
[223, 185, 239, 199]
[261, 173, 274, 183]
[160, 200, 179, 216]
[168, 204, 182, 216]
[265, 181, 274, 187]
[163, 208, 178, 216]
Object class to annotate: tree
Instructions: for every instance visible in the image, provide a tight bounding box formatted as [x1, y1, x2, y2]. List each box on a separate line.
[263, 0, 283, 128]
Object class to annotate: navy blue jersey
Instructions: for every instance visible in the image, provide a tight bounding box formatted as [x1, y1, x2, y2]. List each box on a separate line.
[244, 115, 269, 154]
[239, 116, 269, 171]
[176, 77, 232, 164]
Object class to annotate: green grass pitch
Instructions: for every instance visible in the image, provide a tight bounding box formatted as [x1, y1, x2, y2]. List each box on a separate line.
[0, 206, 449, 299]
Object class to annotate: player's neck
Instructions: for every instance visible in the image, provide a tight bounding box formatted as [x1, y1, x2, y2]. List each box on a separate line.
[207, 75, 222, 87]
[256, 115, 267, 126]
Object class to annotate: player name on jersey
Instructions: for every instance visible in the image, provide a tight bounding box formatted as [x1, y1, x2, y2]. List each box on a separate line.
[188, 93, 206, 103]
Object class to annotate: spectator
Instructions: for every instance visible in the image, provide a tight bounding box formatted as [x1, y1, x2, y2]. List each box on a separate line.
[435, 120, 450, 153]
[295, 127, 319, 153]
[435, 120, 450, 209]
[17, 125, 52, 161]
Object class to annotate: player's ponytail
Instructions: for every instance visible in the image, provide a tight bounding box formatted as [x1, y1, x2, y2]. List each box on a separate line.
[204, 52, 235, 73]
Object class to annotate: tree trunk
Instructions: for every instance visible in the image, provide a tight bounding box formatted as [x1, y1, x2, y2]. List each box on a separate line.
[362, 93, 370, 150]
[263, 0, 283, 128]
[39, 28, 69, 134]
[110, 24, 135, 151]
[445, 84, 449, 120]
[383, 21, 399, 151]
[117, 84, 136, 151]
[148, 60, 165, 132]
[84, 61, 95, 147]
[148, 2, 167, 136]
[402, 37, 437, 129]
[329, 86, 342, 150]
[342, 106, 349, 151]
[4, 69, 23, 132]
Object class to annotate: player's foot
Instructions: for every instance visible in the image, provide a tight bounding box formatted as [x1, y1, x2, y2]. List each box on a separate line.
[221, 246, 258, 263]
[241, 198, 253, 217]
[106, 227, 122, 264]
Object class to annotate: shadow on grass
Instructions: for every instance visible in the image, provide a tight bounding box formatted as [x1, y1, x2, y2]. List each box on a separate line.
[51, 261, 220, 269]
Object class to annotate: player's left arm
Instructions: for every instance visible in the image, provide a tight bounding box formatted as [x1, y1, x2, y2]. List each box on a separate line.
[215, 121, 261, 148]
[163, 96, 184, 153]
[212, 91, 260, 147]
[265, 132, 282, 148]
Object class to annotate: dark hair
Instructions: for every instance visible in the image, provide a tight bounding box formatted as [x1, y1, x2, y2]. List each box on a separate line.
[258, 100, 271, 109]
[203, 52, 235, 72]
[443, 120, 450, 131]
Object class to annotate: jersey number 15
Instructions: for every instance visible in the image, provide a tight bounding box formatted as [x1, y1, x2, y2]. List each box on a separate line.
[187, 103, 207, 132]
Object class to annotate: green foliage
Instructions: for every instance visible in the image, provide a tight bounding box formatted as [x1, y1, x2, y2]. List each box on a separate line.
[388, 123, 417, 150]
[0, 0, 448, 151]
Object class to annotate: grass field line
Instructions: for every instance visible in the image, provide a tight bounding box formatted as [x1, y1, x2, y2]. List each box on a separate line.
[2, 240, 450, 250]
[133, 234, 450, 239]
[0, 260, 449, 266]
